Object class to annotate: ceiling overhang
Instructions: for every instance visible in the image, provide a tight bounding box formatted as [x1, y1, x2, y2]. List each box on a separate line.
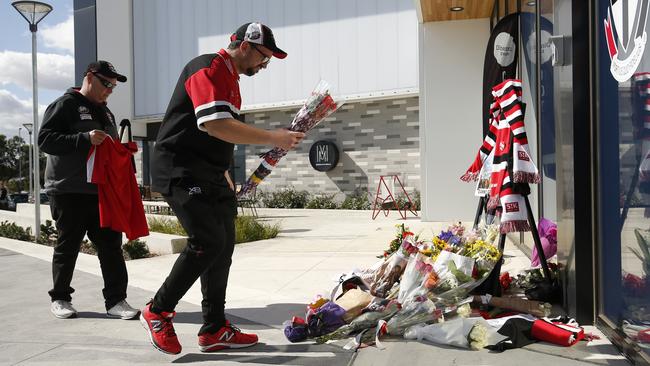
[414, 0, 496, 23]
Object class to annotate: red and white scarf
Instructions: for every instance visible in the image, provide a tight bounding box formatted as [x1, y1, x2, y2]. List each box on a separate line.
[461, 79, 540, 233]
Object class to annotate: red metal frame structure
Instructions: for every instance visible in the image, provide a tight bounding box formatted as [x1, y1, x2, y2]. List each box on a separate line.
[371, 175, 418, 220]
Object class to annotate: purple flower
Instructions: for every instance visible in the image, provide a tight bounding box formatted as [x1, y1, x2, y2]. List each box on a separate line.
[438, 230, 453, 242]
[448, 235, 461, 246]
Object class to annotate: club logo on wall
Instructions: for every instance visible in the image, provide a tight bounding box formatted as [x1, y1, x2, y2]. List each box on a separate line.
[309, 140, 339, 172]
[604, 0, 650, 82]
[493, 32, 516, 67]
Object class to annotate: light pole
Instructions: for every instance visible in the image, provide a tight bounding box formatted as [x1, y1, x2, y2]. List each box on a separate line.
[22, 123, 33, 202]
[18, 127, 23, 191]
[13, 1, 52, 239]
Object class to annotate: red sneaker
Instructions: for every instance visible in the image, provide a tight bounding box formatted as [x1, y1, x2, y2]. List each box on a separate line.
[198, 320, 259, 352]
[140, 303, 182, 355]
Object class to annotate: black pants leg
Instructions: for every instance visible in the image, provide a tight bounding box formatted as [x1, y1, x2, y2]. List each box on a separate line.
[87, 212, 128, 310]
[48, 194, 128, 309]
[152, 180, 236, 334]
[49, 194, 87, 302]
[199, 213, 235, 334]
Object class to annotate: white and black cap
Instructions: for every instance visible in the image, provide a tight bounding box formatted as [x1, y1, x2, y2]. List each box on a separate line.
[230, 22, 287, 59]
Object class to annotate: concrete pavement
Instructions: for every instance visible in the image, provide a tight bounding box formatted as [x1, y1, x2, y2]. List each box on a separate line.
[0, 208, 633, 365]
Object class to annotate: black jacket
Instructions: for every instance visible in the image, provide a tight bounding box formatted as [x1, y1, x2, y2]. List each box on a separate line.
[38, 88, 119, 195]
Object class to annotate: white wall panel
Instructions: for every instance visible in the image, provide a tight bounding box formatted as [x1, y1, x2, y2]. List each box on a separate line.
[132, 0, 418, 117]
[419, 19, 490, 221]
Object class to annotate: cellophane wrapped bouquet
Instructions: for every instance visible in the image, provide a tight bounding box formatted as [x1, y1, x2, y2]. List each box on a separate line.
[237, 80, 344, 198]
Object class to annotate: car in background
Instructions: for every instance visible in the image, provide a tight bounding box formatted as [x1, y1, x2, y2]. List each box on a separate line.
[0, 192, 49, 212]
[4, 193, 28, 211]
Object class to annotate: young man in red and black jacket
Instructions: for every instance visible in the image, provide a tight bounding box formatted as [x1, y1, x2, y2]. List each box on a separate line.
[141, 22, 304, 355]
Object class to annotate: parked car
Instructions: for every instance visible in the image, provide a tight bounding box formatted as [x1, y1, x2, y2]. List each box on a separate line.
[0, 192, 50, 212]
[4, 193, 28, 211]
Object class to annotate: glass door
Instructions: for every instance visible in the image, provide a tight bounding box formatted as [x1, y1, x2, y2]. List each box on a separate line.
[596, 0, 650, 363]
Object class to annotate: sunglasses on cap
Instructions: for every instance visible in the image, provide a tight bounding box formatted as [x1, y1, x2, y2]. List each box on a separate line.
[91, 72, 116, 89]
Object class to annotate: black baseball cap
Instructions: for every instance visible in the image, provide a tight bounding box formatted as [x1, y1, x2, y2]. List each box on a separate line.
[230, 22, 287, 59]
[85, 60, 127, 82]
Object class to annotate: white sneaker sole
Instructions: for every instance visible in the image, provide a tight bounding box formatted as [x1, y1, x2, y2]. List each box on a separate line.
[107, 311, 140, 320]
[140, 313, 181, 355]
[51, 311, 77, 319]
[199, 341, 257, 352]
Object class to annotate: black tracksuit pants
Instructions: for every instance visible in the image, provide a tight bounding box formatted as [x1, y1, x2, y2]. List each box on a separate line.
[151, 178, 236, 335]
[48, 193, 127, 310]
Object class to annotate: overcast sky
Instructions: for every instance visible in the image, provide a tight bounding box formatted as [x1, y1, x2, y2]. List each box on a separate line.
[0, 0, 74, 139]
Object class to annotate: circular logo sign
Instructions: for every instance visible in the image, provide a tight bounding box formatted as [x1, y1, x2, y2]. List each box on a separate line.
[494, 32, 516, 67]
[526, 30, 553, 65]
[309, 141, 339, 172]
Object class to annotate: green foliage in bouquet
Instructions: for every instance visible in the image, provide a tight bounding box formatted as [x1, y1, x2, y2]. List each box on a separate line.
[513, 263, 561, 290]
[378, 223, 416, 258]
[631, 228, 650, 276]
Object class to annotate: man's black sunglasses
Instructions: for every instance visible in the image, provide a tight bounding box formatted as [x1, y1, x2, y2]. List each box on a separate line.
[91, 72, 116, 89]
[250, 43, 271, 65]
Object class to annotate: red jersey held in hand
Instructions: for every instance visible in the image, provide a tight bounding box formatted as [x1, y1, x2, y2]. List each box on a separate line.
[87, 137, 149, 240]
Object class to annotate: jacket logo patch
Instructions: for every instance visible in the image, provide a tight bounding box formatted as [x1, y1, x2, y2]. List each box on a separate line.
[518, 151, 530, 161]
[505, 202, 520, 213]
[188, 186, 202, 196]
[78, 106, 89, 113]
[80, 113, 93, 120]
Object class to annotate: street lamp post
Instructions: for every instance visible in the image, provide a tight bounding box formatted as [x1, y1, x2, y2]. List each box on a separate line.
[22, 123, 33, 202]
[18, 127, 23, 191]
[12, 1, 53, 240]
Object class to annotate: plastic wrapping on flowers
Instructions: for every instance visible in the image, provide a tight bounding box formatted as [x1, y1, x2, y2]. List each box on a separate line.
[286, 222, 503, 347]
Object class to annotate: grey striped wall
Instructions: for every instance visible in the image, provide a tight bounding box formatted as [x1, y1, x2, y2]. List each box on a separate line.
[239, 96, 420, 199]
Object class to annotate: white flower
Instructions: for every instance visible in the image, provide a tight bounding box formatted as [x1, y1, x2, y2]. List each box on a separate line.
[468, 323, 488, 350]
[457, 304, 472, 318]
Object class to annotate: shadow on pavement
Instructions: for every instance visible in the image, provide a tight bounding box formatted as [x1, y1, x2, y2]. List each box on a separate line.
[174, 302, 307, 330]
[172, 342, 353, 365]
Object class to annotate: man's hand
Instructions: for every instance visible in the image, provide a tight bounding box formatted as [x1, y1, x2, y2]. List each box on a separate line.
[270, 129, 305, 150]
[89, 130, 108, 145]
[225, 171, 235, 191]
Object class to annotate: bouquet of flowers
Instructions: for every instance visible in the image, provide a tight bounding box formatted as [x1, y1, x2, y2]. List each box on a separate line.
[370, 234, 420, 298]
[315, 301, 401, 344]
[398, 253, 434, 304]
[403, 317, 496, 350]
[417, 223, 502, 307]
[237, 80, 344, 198]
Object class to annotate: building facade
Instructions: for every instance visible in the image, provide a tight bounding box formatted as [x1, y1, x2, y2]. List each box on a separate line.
[79, 0, 650, 363]
[76, 0, 421, 201]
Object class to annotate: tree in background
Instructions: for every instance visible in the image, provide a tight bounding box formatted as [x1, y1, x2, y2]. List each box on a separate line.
[0, 135, 29, 192]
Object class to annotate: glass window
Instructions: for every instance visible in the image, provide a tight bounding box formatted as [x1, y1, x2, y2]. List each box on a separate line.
[598, 0, 650, 361]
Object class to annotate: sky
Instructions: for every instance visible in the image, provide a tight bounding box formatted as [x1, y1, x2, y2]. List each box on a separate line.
[0, 0, 74, 139]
